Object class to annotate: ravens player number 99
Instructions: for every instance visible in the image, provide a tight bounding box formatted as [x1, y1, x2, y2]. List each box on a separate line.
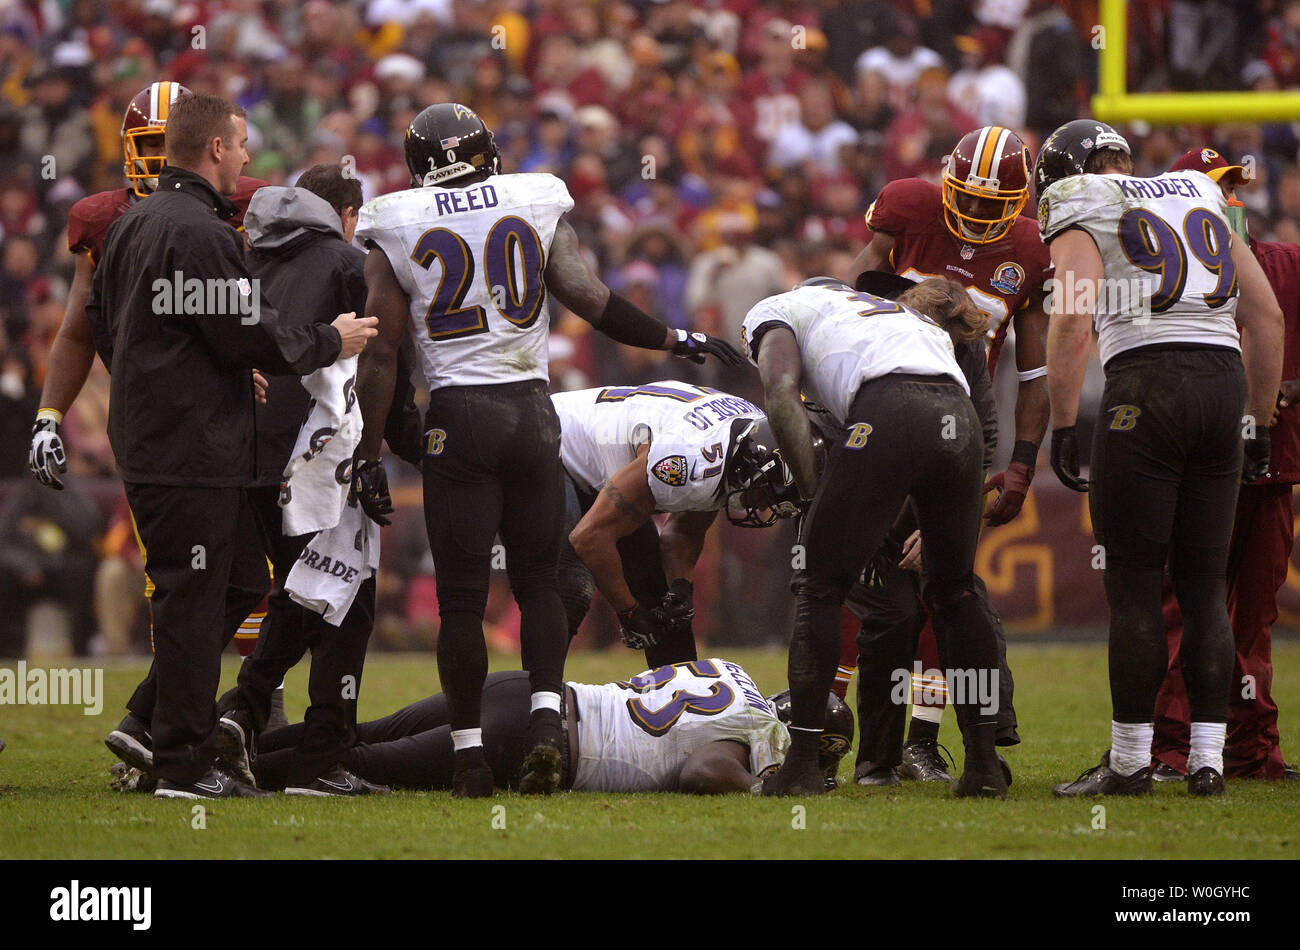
[1038, 120, 1284, 798]
[352, 103, 742, 800]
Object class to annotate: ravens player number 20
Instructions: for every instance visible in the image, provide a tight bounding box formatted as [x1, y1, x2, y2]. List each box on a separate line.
[353, 103, 742, 800]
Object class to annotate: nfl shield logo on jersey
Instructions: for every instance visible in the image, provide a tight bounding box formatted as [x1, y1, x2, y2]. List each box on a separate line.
[991, 262, 1025, 294]
[651, 455, 688, 487]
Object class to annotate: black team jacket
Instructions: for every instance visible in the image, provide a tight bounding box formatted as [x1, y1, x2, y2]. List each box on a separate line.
[242, 184, 423, 486]
[87, 165, 343, 487]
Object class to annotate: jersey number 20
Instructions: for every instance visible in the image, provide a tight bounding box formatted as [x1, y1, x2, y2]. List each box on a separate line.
[410, 215, 547, 340]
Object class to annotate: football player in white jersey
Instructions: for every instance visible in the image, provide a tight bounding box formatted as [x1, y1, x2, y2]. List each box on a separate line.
[351, 104, 743, 799]
[1037, 120, 1284, 797]
[249, 659, 855, 795]
[552, 383, 800, 666]
[743, 276, 1009, 798]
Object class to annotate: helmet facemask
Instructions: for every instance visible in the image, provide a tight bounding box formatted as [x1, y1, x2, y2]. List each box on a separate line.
[123, 125, 167, 197]
[941, 171, 1027, 244]
[723, 419, 801, 528]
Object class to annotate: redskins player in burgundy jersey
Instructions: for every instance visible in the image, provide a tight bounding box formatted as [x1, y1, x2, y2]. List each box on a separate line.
[833, 127, 1047, 785]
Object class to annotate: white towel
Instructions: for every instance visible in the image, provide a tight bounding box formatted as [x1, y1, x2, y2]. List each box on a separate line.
[280, 355, 361, 536]
[284, 497, 381, 625]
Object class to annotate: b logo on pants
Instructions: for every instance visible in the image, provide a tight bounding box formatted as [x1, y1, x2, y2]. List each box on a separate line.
[845, 422, 873, 450]
[1108, 405, 1141, 431]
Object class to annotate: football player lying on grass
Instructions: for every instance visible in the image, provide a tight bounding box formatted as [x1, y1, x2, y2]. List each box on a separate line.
[111, 660, 852, 795]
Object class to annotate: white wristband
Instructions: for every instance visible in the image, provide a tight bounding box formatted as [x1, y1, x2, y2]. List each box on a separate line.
[1017, 366, 1047, 382]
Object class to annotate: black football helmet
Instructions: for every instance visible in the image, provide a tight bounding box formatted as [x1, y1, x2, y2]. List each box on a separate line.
[767, 690, 855, 789]
[1033, 119, 1130, 197]
[723, 416, 802, 528]
[405, 102, 501, 188]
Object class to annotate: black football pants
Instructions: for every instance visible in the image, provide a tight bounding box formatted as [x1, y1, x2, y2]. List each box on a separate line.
[557, 474, 698, 668]
[1091, 345, 1245, 725]
[255, 671, 532, 790]
[785, 375, 1000, 741]
[422, 380, 568, 731]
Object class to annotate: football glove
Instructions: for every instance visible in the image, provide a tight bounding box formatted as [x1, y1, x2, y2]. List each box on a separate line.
[352, 457, 394, 526]
[1243, 427, 1271, 483]
[658, 578, 695, 635]
[983, 440, 1038, 525]
[864, 533, 905, 588]
[617, 603, 667, 651]
[671, 329, 744, 366]
[29, 409, 67, 491]
[1050, 425, 1088, 493]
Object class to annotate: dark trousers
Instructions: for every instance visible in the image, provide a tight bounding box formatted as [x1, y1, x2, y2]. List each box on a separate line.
[218, 485, 374, 785]
[558, 475, 698, 668]
[785, 375, 1000, 740]
[422, 380, 569, 731]
[124, 489, 270, 734]
[124, 482, 266, 784]
[1091, 346, 1245, 725]
[255, 671, 532, 791]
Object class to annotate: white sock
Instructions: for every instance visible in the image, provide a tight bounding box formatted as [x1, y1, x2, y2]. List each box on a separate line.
[1187, 721, 1226, 775]
[911, 703, 944, 725]
[530, 691, 561, 715]
[451, 728, 483, 752]
[1110, 720, 1154, 776]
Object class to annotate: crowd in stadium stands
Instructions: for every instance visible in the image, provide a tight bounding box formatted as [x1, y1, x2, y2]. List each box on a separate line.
[0, 0, 1296, 656]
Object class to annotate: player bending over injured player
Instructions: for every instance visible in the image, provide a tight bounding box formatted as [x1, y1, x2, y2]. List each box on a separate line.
[245, 660, 852, 794]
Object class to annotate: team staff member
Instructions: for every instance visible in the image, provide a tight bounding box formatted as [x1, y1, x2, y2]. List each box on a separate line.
[86, 92, 378, 800]
[353, 103, 742, 799]
[24, 81, 276, 775]
[214, 165, 424, 796]
[745, 277, 1009, 799]
[553, 383, 796, 666]
[1038, 121, 1283, 797]
[1151, 148, 1298, 781]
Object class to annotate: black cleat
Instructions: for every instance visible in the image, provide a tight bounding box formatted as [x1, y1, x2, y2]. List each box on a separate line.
[105, 714, 153, 772]
[154, 764, 271, 799]
[952, 754, 1008, 799]
[997, 753, 1013, 787]
[899, 738, 954, 782]
[1283, 763, 1299, 782]
[518, 709, 563, 795]
[1152, 762, 1186, 783]
[1053, 754, 1152, 797]
[762, 757, 827, 797]
[451, 747, 495, 799]
[1187, 767, 1225, 797]
[854, 761, 901, 787]
[285, 766, 390, 797]
[216, 714, 258, 788]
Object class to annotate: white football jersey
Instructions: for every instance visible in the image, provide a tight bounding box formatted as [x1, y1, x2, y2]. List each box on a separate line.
[355, 173, 574, 390]
[1038, 171, 1240, 365]
[741, 284, 967, 426]
[552, 382, 764, 512]
[569, 659, 789, 791]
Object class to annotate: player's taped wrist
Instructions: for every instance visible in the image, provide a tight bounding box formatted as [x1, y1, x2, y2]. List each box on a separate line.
[35, 408, 63, 428]
[1010, 440, 1039, 470]
[598, 292, 668, 349]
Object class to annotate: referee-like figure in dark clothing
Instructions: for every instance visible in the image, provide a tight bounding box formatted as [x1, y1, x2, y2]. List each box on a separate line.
[86, 93, 378, 799]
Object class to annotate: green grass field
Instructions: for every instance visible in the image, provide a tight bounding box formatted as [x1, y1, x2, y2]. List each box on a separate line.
[1, 643, 1296, 859]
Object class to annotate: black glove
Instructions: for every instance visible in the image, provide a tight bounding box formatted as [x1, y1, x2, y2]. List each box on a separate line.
[658, 578, 695, 635]
[863, 533, 905, 587]
[617, 603, 667, 651]
[671, 329, 744, 366]
[1050, 425, 1088, 493]
[352, 457, 394, 526]
[1243, 427, 1271, 483]
[29, 410, 67, 491]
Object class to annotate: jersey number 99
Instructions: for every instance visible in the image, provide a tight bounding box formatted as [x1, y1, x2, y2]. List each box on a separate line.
[1118, 208, 1237, 312]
